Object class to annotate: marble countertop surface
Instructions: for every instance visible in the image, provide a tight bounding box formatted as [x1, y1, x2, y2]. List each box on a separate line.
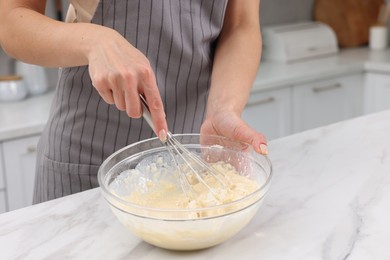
[1, 47, 390, 142]
[0, 109, 389, 260]
[253, 47, 390, 92]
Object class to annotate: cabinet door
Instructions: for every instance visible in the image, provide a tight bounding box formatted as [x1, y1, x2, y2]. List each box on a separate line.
[3, 135, 40, 211]
[242, 87, 292, 140]
[0, 191, 7, 214]
[292, 74, 364, 133]
[0, 143, 5, 190]
[364, 73, 390, 114]
[0, 145, 7, 213]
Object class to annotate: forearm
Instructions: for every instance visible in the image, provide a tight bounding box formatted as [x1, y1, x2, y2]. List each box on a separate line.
[0, 1, 168, 136]
[0, 3, 115, 67]
[207, 22, 261, 117]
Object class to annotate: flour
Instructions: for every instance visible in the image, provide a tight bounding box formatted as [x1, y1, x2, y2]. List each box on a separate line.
[109, 151, 260, 217]
[107, 151, 267, 250]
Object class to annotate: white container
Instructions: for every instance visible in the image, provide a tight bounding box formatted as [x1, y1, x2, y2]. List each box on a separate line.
[0, 75, 28, 102]
[262, 22, 339, 63]
[15, 61, 49, 95]
[369, 25, 388, 51]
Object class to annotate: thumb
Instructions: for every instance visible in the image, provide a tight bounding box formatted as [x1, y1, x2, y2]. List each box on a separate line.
[233, 122, 268, 155]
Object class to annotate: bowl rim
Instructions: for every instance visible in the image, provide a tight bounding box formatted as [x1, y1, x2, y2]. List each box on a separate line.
[98, 133, 273, 216]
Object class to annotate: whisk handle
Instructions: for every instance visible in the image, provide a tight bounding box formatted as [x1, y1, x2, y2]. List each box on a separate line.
[140, 94, 173, 142]
[139, 94, 154, 130]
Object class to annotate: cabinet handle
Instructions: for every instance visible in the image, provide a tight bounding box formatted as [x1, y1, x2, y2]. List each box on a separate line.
[246, 97, 275, 108]
[312, 83, 342, 93]
[27, 145, 37, 154]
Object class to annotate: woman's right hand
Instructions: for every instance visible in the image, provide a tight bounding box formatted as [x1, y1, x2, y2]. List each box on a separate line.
[0, 1, 167, 140]
[87, 29, 168, 141]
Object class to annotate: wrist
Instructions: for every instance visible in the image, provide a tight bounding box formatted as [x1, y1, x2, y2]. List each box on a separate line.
[206, 84, 250, 120]
[205, 102, 241, 121]
[205, 95, 247, 120]
[84, 25, 119, 64]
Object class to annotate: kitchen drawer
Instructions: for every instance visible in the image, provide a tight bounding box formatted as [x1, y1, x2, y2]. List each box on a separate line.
[364, 73, 390, 114]
[292, 74, 363, 133]
[242, 87, 292, 140]
[0, 190, 7, 213]
[3, 135, 40, 211]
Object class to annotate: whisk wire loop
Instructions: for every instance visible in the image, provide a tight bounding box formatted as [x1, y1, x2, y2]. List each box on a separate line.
[165, 133, 228, 197]
[140, 94, 229, 200]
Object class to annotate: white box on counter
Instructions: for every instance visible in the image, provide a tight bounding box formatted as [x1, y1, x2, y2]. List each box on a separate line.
[262, 22, 339, 63]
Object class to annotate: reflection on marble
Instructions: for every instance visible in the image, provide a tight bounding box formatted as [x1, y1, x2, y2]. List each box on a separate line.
[1, 110, 390, 259]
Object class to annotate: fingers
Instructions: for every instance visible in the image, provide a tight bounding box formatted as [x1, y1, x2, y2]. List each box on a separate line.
[99, 89, 115, 105]
[90, 64, 167, 140]
[112, 90, 125, 111]
[259, 143, 269, 156]
[91, 74, 115, 105]
[200, 114, 269, 155]
[120, 75, 142, 118]
[141, 71, 168, 140]
[232, 122, 268, 155]
[87, 36, 167, 138]
[109, 75, 126, 111]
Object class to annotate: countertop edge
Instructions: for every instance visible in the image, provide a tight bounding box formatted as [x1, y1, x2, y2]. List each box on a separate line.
[0, 124, 45, 142]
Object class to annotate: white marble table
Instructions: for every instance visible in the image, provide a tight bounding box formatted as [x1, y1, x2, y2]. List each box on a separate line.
[0, 110, 389, 260]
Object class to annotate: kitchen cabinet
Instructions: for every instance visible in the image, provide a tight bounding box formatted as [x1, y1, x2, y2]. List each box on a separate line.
[364, 73, 390, 114]
[0, 144, 5, 190]
[2, 135, 40, 211]
[0, 191, 7, 213]
[242, 87, 292, 140]
[292, 74, 364, 133]
[0, 146, 7, 213]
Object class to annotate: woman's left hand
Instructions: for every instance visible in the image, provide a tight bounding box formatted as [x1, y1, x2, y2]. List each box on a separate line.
[200, 110, 268, 155]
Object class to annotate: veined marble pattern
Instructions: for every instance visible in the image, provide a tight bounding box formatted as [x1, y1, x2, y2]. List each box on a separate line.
[0, 111, 390, 259]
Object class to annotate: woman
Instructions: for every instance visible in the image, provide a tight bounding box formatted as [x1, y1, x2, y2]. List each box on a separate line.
[0, 0, 267, 203]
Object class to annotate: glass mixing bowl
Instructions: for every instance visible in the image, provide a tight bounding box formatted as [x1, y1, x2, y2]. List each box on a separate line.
[98, 134, 272, 251]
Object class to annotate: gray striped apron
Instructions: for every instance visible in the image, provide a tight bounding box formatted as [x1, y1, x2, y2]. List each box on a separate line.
[33, 0, 228, 203]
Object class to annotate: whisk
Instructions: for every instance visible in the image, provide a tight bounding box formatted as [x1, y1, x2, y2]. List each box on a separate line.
[139, 95, 229, 199]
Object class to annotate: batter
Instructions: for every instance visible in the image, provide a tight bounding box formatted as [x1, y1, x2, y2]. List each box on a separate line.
[109, 158, 260, 218]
